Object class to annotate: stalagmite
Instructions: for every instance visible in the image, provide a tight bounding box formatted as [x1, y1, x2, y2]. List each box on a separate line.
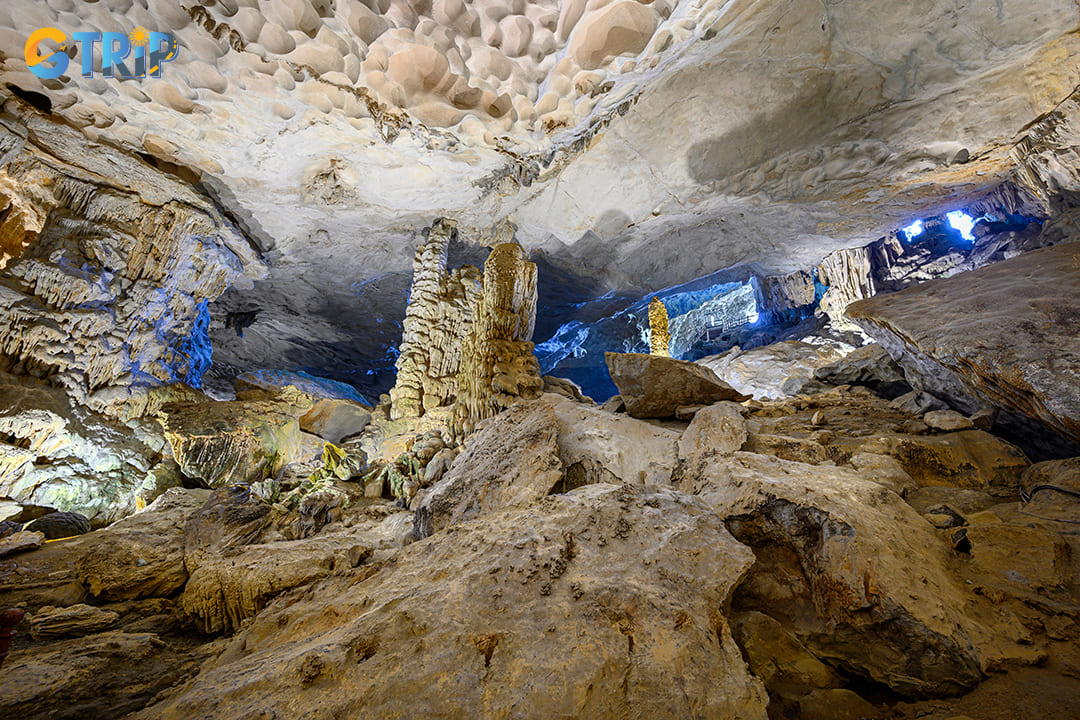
[389, 218, 483, 420]
[648, 297, 670, 356]
[454, 240, 543, 437]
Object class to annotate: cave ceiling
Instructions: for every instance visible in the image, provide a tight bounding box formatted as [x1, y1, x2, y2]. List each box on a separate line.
[1, 0, 1077, 392]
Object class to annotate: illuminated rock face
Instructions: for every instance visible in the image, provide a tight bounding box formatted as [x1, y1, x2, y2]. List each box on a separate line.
[0, 103, 264, 407]
[647, 296, 669, 356]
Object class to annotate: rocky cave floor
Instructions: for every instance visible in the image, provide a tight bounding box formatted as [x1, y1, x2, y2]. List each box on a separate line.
[2, 345, 1080, 720]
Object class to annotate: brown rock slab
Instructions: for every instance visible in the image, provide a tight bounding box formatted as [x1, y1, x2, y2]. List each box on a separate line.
[155, 397, 304, 487]
[925, 409, 976, 432]
[0, 529, 43, 556]
[134, 485, 769, 720]
[0, 631, 204, 720]
[678, 401, 748, 463]
[29, 603, 118, 639]
[605, 351, 748, 418]
[848, 243, 1080, 446]
[75, 488, 211, 601]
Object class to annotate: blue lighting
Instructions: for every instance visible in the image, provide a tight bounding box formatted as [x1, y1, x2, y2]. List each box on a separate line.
[902, 220, 924, 239]
[946, 210, 976, 241]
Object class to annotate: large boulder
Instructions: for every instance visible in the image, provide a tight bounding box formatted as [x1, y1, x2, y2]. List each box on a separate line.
[133, 484, 769, 720]
[847, 243, 1080, 448]
[605, 352, 748, 418]
[813, 342, 908, 396]
[154, 397, 305, 487]
[678, 451, 996, 696]
[698, 340, 849, 400]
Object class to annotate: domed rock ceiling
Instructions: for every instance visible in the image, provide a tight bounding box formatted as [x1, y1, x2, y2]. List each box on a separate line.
[1, 0, 1077, 396]
[2, 1, 1080, 719]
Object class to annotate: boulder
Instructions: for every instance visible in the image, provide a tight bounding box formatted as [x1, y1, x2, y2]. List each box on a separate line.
[924, 410, 976, 432]
[697, 340, 848, 401]
[29, 604, 119, 639]
[605, 352, 748, 418]
[154, 397, 304, 487]
[678, 451, 990, 696]
[813, 342, 908, 396]
[890, 390, 949, 415]
[74, 488, 211, 601]
[299, 399, 372, 444]
[678, 401, 748, 464]
[848, 243, 1080, 447]
[413, 400, 563, 538]
[24, 511, 91, 539]
[235, 369, 371, 405]
[544, 393, 679, 489]
[134, 485, 769, 720]
[0, 529, 43, 556]
[542, 375, 593, 404]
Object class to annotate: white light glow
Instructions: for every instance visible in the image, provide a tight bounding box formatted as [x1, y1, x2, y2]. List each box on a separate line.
[903, 220, 924, 238]
[947, 210, 976, 241]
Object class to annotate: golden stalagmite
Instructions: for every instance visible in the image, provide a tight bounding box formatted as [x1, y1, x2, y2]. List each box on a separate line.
[649, 296, 670, 357]
[454, 241, 543, 438]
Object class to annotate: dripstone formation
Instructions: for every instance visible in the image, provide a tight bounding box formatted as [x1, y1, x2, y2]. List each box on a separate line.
[648, 297, 670, 356]
[390, 219, 542, 437]
[389, 219, 482, 420]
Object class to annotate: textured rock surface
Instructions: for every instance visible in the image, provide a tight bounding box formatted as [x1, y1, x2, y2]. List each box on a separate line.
[155, 396, 305, 487]
[75, 488, 211, 601]
[606, 351, 748, 418]
[0, 374, 181, 523]
[413, 399, 562, 537]
[29, 604, 118, 640]
[390, 218, 481, 419]
[849, 243, 1080, 446]
[0, 631, 203, 720]
[699, 340, 849, 401]
[0, 101, 263, 402]
[544, 392, 679, 488]
[454, 240, 544, 436]
[135, 484, 769, 720]
[679, 451, 988, 696]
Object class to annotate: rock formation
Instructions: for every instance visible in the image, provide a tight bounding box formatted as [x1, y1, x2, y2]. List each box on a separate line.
[0, 100, 264, 408]
[647, 296, 670, 356]
[605, 351, 748, 418]
[390, 218, 482, 420]
[389, 218, 543, 438]
[454, 240, 543, 436]
[848, 242, 1080, 450]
